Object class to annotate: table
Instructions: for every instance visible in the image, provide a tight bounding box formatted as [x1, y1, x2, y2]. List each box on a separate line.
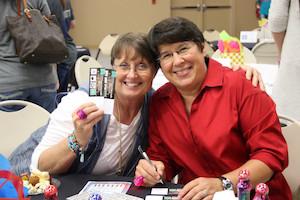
[30, 174, 181, 199]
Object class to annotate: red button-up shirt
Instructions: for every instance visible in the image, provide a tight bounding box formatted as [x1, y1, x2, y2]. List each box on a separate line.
[147, 59, 291, 199]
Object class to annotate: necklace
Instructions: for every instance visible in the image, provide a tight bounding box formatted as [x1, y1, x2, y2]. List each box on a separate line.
[115, 96, 123, 175]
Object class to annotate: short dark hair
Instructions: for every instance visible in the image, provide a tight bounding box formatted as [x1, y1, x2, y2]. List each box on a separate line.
[148, 17, 205, 58]
[111, 32, 158, 70]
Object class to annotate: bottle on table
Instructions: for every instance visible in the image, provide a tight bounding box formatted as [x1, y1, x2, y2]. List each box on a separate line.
[237, 169, 252, 200]
[253, 183, 269, 200]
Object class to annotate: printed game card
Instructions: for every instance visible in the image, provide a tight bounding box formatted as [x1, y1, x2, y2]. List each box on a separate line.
[89, 68, 116, 114]
[79, 181, 131, 194]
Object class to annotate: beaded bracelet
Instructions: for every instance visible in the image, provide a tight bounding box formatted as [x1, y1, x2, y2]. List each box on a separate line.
[67, 133, 85, 163]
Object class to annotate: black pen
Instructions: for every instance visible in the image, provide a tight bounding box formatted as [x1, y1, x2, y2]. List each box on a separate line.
[138, 145, 164, 184]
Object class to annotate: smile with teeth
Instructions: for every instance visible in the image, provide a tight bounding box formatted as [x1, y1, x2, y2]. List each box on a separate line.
[173, 66, 192, 75]
[124, 82, 141, 87]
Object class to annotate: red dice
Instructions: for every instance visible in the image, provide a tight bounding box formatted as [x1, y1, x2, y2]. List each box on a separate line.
[44, 185, 58, 200]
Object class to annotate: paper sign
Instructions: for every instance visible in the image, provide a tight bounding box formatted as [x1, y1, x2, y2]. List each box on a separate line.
[240, 31, 258, 43]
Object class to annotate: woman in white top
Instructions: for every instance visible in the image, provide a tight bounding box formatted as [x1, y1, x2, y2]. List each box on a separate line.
[269, 0, 300, 120]
[31, 32, 158, 175]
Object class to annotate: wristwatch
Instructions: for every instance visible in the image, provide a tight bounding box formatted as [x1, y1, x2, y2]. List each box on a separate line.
[219, 176, 234, 190]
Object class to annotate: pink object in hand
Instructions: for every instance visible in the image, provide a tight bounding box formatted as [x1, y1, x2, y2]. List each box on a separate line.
[77, 109, 87, 120]
[133, 176, 144, 186]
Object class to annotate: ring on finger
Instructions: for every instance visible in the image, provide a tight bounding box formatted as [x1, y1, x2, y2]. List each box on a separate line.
[77, 109, 87, 120]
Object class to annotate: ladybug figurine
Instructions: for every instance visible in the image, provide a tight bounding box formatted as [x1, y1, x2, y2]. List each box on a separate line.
[44, 184, 58, 200]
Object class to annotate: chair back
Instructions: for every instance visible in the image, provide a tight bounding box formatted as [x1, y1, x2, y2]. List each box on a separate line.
[95, 33, 119, 60]
[203, 29, 220, 42]
[204, 41, 215, 57]
[0, 100, 50, 157]
[212, 46, 256, 66]
[279, 114, 300, 198]
[252, 41, 278, 64]
[75, 55, 102, 87]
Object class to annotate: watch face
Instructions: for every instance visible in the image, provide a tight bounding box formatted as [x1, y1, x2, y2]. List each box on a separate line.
[221, 177, 233, 190]
[224, 181, 233, 190]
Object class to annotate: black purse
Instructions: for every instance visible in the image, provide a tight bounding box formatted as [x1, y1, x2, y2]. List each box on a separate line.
[6, 0, 69, 64]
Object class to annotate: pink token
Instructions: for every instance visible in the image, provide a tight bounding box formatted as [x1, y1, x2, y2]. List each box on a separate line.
[133, 176, 144, 186]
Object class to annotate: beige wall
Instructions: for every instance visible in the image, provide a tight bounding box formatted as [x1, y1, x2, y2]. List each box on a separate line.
[70, 0, 258, 48]
[233, 0, 258, 35]
[70, 0, 170, 48]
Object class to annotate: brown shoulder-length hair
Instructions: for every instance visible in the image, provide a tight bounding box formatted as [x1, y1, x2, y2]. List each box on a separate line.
[110, 32, 158, 70]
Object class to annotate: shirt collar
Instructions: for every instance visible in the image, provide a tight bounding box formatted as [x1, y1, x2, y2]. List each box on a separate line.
[201, 58, 224, 89]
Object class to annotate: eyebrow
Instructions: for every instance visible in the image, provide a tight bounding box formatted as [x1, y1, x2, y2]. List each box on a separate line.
[159, 42, 190, 55]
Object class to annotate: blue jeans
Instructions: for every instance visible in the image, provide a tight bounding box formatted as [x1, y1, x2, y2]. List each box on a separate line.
[57, 63, 71, 92]
[0, 84, 57, 113]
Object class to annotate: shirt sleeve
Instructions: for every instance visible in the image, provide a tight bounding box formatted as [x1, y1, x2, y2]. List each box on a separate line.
[30, 90, 93, 170]
[30, 0, 51, 16]
[268, 0, 290, 32]
[238, 84, 288, 172]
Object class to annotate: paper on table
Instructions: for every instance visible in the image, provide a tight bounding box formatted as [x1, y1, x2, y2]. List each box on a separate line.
[79, 181, 131, 194]
[145, 195, 164, 200]
[212, 190, 237, 200]
[151, 188, 169, 195]
[68, 191, 143, 200]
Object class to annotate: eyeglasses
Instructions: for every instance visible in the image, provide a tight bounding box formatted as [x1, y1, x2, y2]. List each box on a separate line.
[114, 62, 152, 74]
[158, 42, 196, 66]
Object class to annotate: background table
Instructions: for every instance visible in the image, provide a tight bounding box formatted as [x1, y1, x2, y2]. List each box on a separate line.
[30, 174, 181, 199]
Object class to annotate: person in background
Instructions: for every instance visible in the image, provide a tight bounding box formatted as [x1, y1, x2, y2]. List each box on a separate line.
[61, 0, 76, 31]
[47, 0, 77, 92]
[268, 0, 300, 121]
[0, 0, 57, 112]
[135, 17, 291, 200]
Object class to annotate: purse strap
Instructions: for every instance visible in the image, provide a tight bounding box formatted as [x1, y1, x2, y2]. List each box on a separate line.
[17, 0, 32, 20]
[0, 170, 26, 199]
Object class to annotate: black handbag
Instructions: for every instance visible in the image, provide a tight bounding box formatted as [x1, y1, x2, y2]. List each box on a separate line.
[6, 0, 69, 64]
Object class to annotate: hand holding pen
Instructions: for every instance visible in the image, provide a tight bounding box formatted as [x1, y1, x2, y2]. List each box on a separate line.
[137, 146, 164, 185]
